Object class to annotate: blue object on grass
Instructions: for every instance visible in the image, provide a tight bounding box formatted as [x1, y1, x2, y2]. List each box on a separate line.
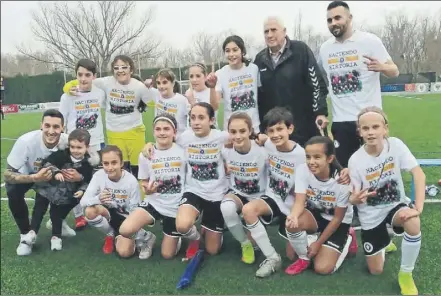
[176, 249, 205, 290]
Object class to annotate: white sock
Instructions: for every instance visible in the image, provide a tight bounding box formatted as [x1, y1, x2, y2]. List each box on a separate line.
[221, 199, 247, 244]
[72, 204, 84, 218]
[181, 225, 200, 241]
[400, 232, 421, 273]
[286, 230, 309, 261]
[246, 220, 277, 259]
[86, 215, 114, 236]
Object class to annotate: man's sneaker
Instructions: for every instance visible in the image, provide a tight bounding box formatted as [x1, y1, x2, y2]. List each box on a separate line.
[255, 253, 282, 278]
[45, 220, 76, 237]
[241, 241, 255, 264]
[185, 239, 201, 260]
[139, 233, 156, 260]
[285, 258, 311, 275]
[398, 271, 418, 295]
[385, 241, 398, 253]
[51, 236, 62, 251]
[102, 235, 114, 254]
[16, 231, 36, 256]
[348, 227, 358, 257]
[74, 216, 88, 230]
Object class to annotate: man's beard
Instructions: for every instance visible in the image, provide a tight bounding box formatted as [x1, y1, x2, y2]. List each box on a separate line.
[330, 24, 347, 38]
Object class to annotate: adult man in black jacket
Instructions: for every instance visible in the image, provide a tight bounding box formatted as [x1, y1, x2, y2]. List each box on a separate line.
[255, 17, 329, 146]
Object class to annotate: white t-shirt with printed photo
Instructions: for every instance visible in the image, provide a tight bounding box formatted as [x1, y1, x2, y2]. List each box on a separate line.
[155, 93, 190, 138]
[264, 140, 306, 215]
[94, 76, 155, 132]
[319, 30, 391, 122]
[80, 169, 141, 214]
[138, 144, 186, 218]
[295, 163, 353, 225]
[348, 137, 418, 230]
[215, 63, 261, 132]
[59, 86, 105, 148]
[7, 130, 68, 174]
[177, 129, 230, 202]
[222, 141, 268, 200]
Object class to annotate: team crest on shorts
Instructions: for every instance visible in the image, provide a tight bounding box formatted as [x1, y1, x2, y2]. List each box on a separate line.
[179, 197, 187, 205]
[334, 140, 340, 148]
[363, 242, 373, 253]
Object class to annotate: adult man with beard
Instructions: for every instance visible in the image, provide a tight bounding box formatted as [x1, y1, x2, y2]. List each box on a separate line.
[4, 109, 83, 255]
[318, 1, 399, 168]
[254, 17, 329, 147]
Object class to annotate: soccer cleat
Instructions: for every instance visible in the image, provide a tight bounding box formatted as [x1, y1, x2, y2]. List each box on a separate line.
[285, 258, 311, 275]
[74, 216, 88, 230]
[138, 233, 156, 260]
[398, 271, 418, 295]
[255, 254, 282, 278]
[102, 235, 114, 254]
[51, 236, 62, 251]
[348, 227, 358, 257]
[241, 241, 255, 264]
[185, 239, 201, 260]
[385, 241, 398, 253]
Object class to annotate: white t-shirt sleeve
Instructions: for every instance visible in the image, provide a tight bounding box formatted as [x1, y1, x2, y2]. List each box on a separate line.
[394, 138, 418, 171]
[7, 137, 28, 171]
[59, 94, 71, 127]
[92, 77, 111, 90]
[127, 179, 142, 212]
[80, 173, 101, 207]
[141, 86, 156, 103]
[348, 157, 363, 191]
[220, 131, 230, 144]
[370, 34, 391, 63]
[294, 164, 309, 194]
[336, 184, 351, 208]
[137, 153, 151, 180]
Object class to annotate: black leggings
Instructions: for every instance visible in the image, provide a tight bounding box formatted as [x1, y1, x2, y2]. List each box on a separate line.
[6, 183, 36, 234]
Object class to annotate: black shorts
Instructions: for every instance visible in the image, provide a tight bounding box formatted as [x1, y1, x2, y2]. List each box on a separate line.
[138, 203, 180, 237]
[258, 195, 287, 238]
[305, 208, 350, 253]
[226, 190, 251, 207]
[361, 203, 407, 256]
[331, 121, 363, 168]
[106, 207, 128, 235]
[180, 192, 225, 233]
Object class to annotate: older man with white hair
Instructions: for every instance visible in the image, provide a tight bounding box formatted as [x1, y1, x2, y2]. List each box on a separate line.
[254, 16, 329, 147]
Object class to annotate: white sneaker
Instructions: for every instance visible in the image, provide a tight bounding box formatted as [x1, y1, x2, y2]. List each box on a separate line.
[61, 221, 76, 237]
[16, 231, 37, 256]
[138, 233, 156, 260]
[255, 253, 282, 278]
[51, 236, 62, 251]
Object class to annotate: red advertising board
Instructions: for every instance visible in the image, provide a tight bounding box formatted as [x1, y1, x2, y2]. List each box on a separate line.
[2, 104, 19, 114]
[405, 84, 416, 92]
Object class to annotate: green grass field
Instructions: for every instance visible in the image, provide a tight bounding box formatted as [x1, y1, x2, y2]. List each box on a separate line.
[1, 95, 441, 295]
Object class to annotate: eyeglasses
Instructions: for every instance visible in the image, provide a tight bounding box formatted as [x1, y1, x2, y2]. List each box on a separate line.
[113, 66, 130, 71]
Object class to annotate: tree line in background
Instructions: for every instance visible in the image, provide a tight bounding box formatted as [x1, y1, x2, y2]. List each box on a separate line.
[1, 1, 440, 78]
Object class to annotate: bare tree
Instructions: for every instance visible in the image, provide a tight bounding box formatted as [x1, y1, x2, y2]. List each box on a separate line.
[1, 52, 55, 77]
[17, 1, 161, 74]
[292, 10, 328, 57]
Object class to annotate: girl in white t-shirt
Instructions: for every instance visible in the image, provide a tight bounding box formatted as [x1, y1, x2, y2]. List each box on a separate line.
[285, 136, 357, 276]
[142, 102, 230, 260]
[118, 114, 186, 260]
[348, 106, 425, 295]
[185, 63, 218, 127]
[220, 112, 267, 265]
[206, 35, 261, 132]
[80, 145, 153, 257]
[155, 68, 191, 138]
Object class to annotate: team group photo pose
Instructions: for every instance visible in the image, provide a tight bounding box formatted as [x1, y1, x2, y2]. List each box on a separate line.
[2, 1, 437, 296]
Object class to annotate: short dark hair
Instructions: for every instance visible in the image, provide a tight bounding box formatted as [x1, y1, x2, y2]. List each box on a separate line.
[68, 128, 91, 146]
[42, 109, 64, 126]
[75, 59, 97, 74]
[263, 107, 294, 129]
[327, 1, 350, 11]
